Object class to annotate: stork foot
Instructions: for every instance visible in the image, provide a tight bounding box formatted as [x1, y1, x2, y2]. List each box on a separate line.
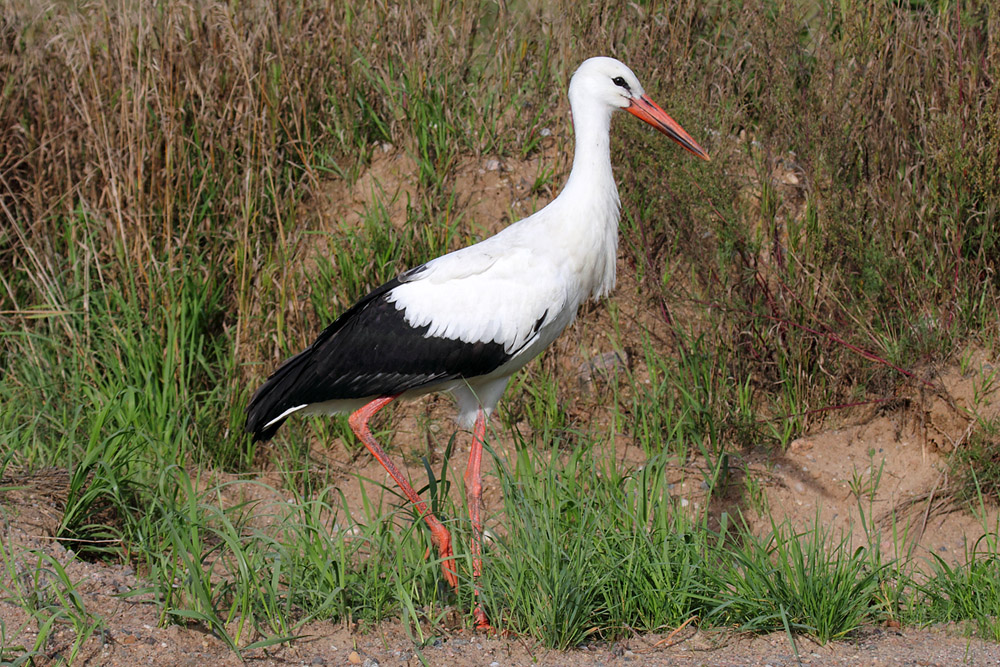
[473, 605, 493, 633]
[428, 524, 458, 590]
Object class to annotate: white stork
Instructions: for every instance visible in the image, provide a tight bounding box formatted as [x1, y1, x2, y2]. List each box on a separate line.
[245, 56, 709, 630]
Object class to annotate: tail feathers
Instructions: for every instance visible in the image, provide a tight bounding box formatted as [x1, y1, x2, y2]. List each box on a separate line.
[245, 277, 408, 442]
[247, 414, 287, 443]
[245, 348, 313, 442]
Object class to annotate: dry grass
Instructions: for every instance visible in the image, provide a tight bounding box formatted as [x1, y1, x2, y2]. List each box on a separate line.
[1, 0, 998, 459]
[0, 0, 997, 454]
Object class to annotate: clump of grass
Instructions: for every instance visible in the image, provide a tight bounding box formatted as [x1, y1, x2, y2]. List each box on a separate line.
[916, 528, 1000, 642]
[479, 443, 720, 647]
[57, 397, 146, 560]
[0, 543, 104, 664]
[712, 517, 883, 644]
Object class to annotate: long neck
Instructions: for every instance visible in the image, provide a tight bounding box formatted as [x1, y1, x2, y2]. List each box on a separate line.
[560, 94, 616, 200]
[548, 95, 621, 300]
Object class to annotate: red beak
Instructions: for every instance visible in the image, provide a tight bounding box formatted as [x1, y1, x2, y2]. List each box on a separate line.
[626, 94, 710, 161]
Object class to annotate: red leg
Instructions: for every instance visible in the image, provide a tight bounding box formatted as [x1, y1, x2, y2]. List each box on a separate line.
[349, 396, 458, 590]
[464, 409, 492, 631]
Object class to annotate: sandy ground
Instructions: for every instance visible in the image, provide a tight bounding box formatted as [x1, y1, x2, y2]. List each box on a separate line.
[1, 548, 998, 667]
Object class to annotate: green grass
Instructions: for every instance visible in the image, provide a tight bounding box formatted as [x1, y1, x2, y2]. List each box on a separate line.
[2, 0, 1000, 661]
[711, 517, 883, 643]
[479, 444, 717, 647]
[0, 542, 104, 665]
[918, 530, 1000, 641]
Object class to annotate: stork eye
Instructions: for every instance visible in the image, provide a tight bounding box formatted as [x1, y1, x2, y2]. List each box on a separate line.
[612, 76, 630, 91]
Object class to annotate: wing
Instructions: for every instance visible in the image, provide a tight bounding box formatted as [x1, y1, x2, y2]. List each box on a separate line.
[245, 274, 515, 442]
[245, 229, 570, 442]
[388, 233, 570, 355]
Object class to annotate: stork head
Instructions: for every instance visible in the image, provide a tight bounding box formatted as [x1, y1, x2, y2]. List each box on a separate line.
[569, 57, 709, 161]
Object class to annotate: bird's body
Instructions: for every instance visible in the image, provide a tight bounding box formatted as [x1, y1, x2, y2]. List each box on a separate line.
[247, 167, 619, 435]
[245, 56, 709, 630]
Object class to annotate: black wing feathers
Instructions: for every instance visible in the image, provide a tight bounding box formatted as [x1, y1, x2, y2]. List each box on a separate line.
[245, 277, 510, 441]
